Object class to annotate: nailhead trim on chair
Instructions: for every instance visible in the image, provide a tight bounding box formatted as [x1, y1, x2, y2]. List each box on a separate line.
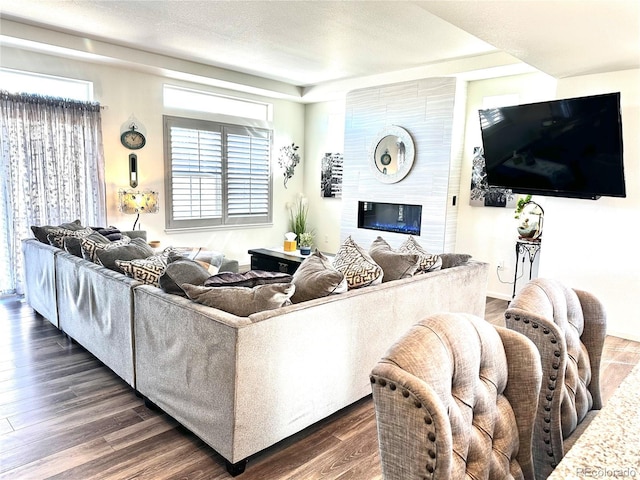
[505, 311, 561, 470]
[370, 375, 437, 479]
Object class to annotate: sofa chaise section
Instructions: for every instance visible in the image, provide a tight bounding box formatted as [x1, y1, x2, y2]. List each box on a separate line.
[133, 260, 489, 474]
[55, 251, 141, 387]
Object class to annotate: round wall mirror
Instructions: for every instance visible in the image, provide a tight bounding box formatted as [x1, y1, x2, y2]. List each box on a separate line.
[369, 126, 415, 184]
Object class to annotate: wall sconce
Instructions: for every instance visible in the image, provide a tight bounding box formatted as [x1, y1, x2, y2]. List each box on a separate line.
[129, 154, 138, 188]
[118, 190, 159, 230]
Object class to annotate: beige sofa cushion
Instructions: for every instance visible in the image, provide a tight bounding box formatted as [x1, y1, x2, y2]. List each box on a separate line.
[291, 250, 347, 303]
[333, 236, 383, 289]
[182, 283, 295, 316]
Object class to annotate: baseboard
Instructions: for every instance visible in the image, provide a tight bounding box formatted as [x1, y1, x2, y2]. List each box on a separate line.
[487, 291, 512, 302]
[606, 329, 640, 343]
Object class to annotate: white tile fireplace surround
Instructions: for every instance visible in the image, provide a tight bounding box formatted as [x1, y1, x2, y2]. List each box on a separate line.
[341, 77, 466, 252]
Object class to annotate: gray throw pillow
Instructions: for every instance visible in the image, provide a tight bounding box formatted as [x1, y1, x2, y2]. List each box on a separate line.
[291, 250, 347, 303]
[159, 258, 211, 296]
[96, 237, 155, 271]
[182, 283, 295, 316]
[440, 253, 472, 269]
[369, 236, 419, 282]
[204, 270, 292, 288]
[81, 235, 132, 263]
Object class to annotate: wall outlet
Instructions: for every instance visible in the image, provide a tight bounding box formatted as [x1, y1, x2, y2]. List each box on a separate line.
[497, 260, 505, 270]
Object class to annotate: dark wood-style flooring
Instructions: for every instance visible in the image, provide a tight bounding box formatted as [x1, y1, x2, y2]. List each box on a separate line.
[1, 296, 639, 479]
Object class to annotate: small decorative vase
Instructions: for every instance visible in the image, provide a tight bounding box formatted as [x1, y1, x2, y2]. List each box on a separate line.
[516, 201, 544, 240]
[299, 246, 311, 255]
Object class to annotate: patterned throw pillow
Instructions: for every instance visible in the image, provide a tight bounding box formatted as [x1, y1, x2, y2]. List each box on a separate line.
[369, 236, 420, 282]
[63, 231, 111, 257]
[80, 235, 131, 263]
[399, 236, 443, 273]
[333, 236, 383, 289]
[30, 219, 83, 243]
[46, 226, 98, 249]
[116, 249, 174, 286]
[95, 238, 155, 271]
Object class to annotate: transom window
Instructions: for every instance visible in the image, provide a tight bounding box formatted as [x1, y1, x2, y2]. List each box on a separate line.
[0, 68, 93, 101]
[164, 116, 272, 230]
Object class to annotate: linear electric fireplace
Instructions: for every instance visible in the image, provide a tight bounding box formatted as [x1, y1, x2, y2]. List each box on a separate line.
[357, 201, 422, 236]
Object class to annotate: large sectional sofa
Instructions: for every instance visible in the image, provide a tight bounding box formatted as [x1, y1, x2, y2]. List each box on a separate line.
[22, 235, 489, 476]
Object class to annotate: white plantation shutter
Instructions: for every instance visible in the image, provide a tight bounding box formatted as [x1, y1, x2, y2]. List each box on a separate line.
[164, 116, 272, 229]
[170, 126, 223, 222]
[226, 128, 270, 222]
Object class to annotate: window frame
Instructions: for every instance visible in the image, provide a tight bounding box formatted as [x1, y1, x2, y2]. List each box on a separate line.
[163, 115, 273, 231]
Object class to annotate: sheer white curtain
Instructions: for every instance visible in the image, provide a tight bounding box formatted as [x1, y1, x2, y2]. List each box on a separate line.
[0, 91, 106, 294]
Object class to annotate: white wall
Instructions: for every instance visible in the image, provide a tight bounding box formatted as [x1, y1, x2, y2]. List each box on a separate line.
[456, 68, 640, 340]
[541, 69, 640, 341]
[1, 46, 305, 267]
[456, 72, 557, 299]
[303, 100, 345, 254]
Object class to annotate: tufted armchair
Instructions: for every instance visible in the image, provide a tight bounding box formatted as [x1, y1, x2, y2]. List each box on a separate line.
[505, 278, 607, 480]
[370, 313, 542, 480]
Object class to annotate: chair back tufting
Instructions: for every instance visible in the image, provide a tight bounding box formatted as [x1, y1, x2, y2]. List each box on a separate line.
[506, 278, 606, 480]
[370, 313, 541, 480]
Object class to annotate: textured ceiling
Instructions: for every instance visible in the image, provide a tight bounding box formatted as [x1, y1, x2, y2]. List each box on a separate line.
[1, 0, 639, 96]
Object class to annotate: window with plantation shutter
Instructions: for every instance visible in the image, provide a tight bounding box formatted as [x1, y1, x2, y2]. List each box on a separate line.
[164, 116, 272, 230]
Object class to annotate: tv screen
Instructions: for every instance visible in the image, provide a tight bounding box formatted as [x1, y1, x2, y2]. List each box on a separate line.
[478, 92, 625, 199]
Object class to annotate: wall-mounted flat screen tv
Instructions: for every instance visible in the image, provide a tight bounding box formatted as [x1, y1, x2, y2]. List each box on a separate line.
[478, 92, 625, 200]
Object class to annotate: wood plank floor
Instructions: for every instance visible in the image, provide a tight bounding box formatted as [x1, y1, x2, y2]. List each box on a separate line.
[1, 296, 638, 479]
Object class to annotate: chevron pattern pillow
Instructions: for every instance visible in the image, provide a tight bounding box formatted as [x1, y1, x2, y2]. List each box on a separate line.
[333, 236, 383, 289]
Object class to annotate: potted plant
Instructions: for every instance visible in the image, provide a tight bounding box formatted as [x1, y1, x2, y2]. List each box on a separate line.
[298, 232, 314, 255]
[288, 194, 309, 239]
[514, 194, 532, 219]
